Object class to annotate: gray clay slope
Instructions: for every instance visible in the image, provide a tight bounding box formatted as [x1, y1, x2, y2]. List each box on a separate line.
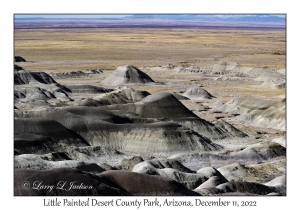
[101, 65, 155, 85]
[14, 59, 286, 196]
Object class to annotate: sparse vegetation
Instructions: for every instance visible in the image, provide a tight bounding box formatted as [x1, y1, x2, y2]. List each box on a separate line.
[14, 28, 286, 72]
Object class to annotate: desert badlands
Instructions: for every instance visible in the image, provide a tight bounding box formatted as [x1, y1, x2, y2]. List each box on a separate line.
[14, 17, 286, 196]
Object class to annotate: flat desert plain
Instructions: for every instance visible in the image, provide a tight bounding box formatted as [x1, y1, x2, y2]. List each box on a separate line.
[14, 25, 286, 196]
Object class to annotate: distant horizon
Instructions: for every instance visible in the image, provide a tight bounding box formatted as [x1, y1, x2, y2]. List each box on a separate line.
[14, 15, 130, 19]
[14, 14, 286, 23]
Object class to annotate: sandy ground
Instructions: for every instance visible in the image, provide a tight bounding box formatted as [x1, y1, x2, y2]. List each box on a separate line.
[14, 28, 286, 71]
